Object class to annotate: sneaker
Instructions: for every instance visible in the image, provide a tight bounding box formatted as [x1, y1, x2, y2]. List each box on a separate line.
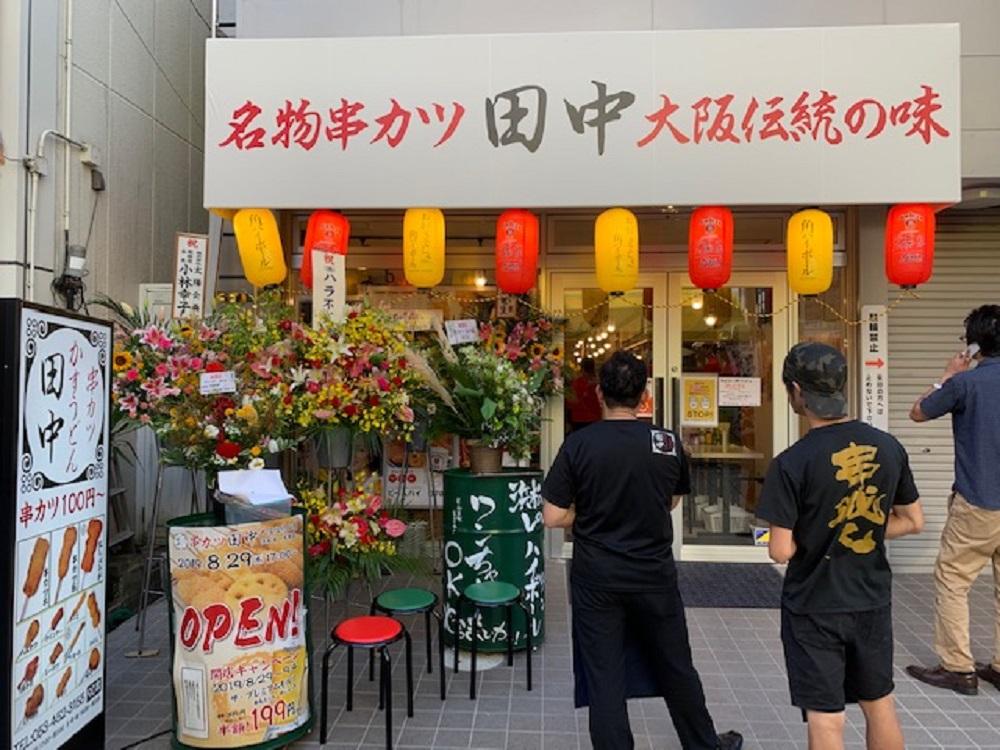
[905, 664, 978, 696]
[975, 663, 1000, 692]
[717, 731, 744, 750]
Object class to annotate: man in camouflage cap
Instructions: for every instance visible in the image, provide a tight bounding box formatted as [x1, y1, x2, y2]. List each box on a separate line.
[758, 342, 925, 750]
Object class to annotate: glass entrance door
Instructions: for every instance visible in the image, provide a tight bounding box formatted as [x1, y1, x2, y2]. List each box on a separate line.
[545, 272, 668, 558]
[668, 272, 791, 562]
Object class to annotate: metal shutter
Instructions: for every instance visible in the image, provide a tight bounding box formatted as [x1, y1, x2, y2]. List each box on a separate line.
[888, 209, 1000, 573]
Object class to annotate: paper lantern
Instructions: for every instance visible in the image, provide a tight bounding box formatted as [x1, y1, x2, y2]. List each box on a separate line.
[787, 209, 833, 296]
[885, 203, 935, 288]
[300, 210, 350, 289]
[688, 206, 734, 291]
[233, 208, 287, 287]
[210, 208, 238, 221]
[403, 208, 446, 288]
[595, 208, 639, 295]
[495, 209, 539, 294]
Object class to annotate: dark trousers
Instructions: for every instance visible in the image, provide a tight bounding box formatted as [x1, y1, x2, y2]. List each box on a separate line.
[571, 582, 719, 750]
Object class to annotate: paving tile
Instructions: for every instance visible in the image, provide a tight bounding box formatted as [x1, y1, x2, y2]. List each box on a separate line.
[104, 567, 1000, 750]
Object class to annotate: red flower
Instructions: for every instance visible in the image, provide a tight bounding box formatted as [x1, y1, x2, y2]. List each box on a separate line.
[308, 539, 331, 558]
[392, 376, 403, 387]
[279, 320, 293, 332]
[348, 311, 358, 320]
[344, 404, 358, 417]
[368, 395, 381, 407]
[283, 394, 293, 405]
[205, 361, 225, 373]
[216, 440, 241, 460]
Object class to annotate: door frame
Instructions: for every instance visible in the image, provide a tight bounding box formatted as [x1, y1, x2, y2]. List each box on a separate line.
[543, 271, 669, 559]
[668, 271, 793, 563]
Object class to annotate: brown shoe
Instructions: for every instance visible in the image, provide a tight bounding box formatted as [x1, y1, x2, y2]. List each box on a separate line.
[905, 664, 978, 696]
[975, 663, 1000, 692]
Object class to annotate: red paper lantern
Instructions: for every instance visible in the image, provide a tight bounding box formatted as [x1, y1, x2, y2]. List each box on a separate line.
[688, 206, 734, 291]
[885, 204, 935, 288]
[300, 210, 350, 289]
[495, 209, 539, 294]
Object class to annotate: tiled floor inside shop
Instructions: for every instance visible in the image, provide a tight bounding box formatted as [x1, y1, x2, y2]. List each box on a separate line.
[106, 562, 1000, 749]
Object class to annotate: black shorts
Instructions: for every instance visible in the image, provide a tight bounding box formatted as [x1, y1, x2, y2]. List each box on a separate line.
[780, 606, 895, 714]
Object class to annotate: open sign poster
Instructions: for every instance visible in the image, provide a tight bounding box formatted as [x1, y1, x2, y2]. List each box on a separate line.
[1, 301, 111, 750]
[168, 515, 310, 748]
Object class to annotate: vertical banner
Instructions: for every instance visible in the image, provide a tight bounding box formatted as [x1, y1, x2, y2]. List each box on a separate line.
[172, 233, 210, 319]
[168, 515, 310, 748]
[860, 305, 889, 431]
[310, 251, 346, 327]
[680, 374, 719, 427]
[1, 302, 111, 750]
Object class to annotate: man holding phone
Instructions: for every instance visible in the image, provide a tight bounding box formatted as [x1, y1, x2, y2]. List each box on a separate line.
[907, 305, 1000, 695]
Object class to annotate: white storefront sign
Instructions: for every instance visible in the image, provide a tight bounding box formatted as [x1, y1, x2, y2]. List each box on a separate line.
[860, 305, 889, 431]
[205, 25, 960, 209]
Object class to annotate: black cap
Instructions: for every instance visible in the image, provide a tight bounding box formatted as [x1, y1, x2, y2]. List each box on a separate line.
[782, 342, 848, 418]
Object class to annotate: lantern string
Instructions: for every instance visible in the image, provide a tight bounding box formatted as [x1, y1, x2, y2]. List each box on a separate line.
[806, 289, 919, 327]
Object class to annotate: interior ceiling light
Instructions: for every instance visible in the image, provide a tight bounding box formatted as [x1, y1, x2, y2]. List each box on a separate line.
[474, 270, 487, 289]
[691, 295, 704, 311]
[607, 323, 616, 333]
[704, 314, 718, 328]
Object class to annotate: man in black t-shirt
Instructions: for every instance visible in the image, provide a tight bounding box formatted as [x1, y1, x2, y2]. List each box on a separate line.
[758, 343, 925, 750]
[543, 352, 742, 750]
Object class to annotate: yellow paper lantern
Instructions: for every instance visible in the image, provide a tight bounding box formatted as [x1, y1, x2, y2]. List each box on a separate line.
[403, 208, 446, 288]
[595, 208, 639, 295]
[233, 208, 287, 287]
[787, 209, 833, 296]
[210, 208, 238, 221]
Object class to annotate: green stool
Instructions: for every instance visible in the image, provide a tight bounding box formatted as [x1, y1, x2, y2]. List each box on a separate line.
[370, 587, 445, 700]
[455, 581, 532, 700]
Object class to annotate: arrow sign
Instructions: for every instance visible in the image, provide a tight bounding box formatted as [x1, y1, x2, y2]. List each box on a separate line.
[865, 358, 885, 368]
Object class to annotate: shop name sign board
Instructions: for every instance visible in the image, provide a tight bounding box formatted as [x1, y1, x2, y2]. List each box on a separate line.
[860, 305, 889, 431]
[205, 24, 960, 209]
[0, 301, 111, 750]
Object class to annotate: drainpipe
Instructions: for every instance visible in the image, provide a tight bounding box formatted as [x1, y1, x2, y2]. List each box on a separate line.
[24, 0, 82, 302]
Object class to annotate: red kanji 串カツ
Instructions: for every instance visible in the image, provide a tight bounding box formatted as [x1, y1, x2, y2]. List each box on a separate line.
[902, 85, 951, 144]
[325, 99, 368, 150]
[371, 98, 411, 148]
[219, 100, 266, 150]
[692, 94, 739, 144]
[272, 98, 322, 151]
[430, 102, 466, 147]
[844, 98, 887, 139]
[759, 96, 790, 141]
[637, 94, 690, 147]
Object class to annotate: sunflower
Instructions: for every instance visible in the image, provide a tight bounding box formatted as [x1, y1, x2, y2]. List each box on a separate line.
[529, 343, 547, 359]
[492, 340, 506, 356]
[548, 346, 564, 361]
[112, 349, 133, 372]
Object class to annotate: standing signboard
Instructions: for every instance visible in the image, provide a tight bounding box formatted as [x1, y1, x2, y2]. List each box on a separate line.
[860, 305, 889, 431]
[310, 251, 346, 327]
[172, 233, 210, 320]
[166, 513, 312, 749]
[0, 300, 111, 750]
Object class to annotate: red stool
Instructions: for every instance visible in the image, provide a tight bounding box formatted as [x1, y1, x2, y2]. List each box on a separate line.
[320, 615, 413, 748]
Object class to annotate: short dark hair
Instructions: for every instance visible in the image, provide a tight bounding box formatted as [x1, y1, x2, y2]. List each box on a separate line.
[599, 352, 647, 409]
[580, 357, 595, 376]
[964, 305, 1000, 358]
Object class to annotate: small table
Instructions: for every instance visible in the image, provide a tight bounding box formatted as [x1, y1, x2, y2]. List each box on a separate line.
[688, 447, 765, 537]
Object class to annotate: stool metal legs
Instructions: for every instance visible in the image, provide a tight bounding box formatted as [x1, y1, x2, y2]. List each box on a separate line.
[455, 595, 533, 700]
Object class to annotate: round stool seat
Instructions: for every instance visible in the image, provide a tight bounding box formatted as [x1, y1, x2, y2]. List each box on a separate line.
[334, 616, 403, 645]
[464, 581, 520, 605]
[376, 587, 436, 612]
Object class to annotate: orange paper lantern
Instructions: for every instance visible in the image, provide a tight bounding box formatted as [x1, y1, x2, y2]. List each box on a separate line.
[885, 204, 935, 288]
[787, 209, 834, 296]
[688, 206, 734, 291]
[300, 210, 350, 289]
[495, 209, 539, 294]
[595, 208, 639, 295]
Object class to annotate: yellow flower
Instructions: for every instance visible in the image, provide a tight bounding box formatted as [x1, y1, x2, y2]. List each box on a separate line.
[250, 446, 262, 457]
[529, 343, 546, 359]
[236, 403, 259, 423]
[112, 350, 133, 372]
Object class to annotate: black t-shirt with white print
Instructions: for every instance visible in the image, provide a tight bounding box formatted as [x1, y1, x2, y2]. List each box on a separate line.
[757, 420, 920, 614]
[542, 420, 690, 591]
